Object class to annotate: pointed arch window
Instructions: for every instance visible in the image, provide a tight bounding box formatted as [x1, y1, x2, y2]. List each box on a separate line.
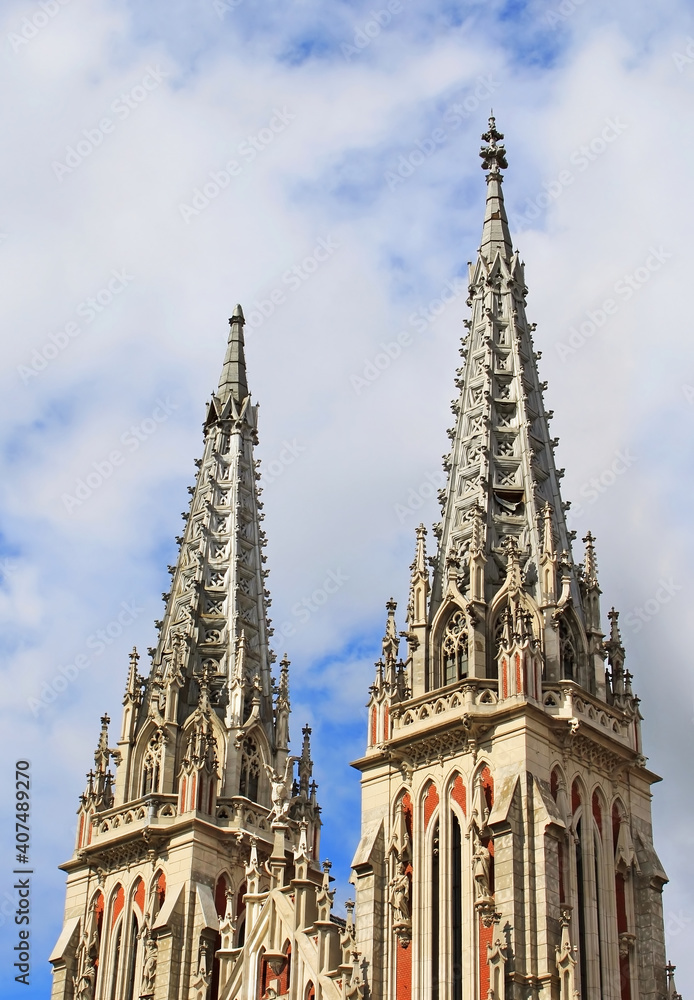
[141, 730, 164, 797]
[559, 619, 577, 681]
[441, 610, 468, 685]
[431, 818, 440, 1000]
[238, 737, 260, 802]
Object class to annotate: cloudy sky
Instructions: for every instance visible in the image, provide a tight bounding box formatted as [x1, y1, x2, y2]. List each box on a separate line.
[1, 0, 693, 994]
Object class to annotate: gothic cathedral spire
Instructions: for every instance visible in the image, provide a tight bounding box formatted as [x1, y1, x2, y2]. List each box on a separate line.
[353, 119, 672, 1000]
[50, 311, 322, 1000]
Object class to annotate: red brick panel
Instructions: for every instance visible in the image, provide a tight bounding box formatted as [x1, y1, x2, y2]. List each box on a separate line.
[133, 878, 145, 913]
[451, 774, 466, 816]
[215, 875, 228, 918]
[592, 791, 603, 836]
[479, 917, 494, 999]
[396, 940, 412, 1000]
[111, 886, 124, 928]
[424, 782, 439, 830]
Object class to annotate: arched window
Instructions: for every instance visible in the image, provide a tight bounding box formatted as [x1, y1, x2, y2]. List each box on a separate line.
[109, 922, 122, 1000]
[575, 817, 588, 1000]
[124, 914, 140, 1000]
[431, 818, 440, 1000]
[451, 811, 462, 1000]
[441, 610, 468, 685]
[559, 619, 577, 681]
[141, 730, 164, 796]
[238, 737, 260, 801]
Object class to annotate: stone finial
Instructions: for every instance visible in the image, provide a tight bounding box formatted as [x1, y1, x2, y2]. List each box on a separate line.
[382, 599, 399, 664]
[582, 531, 599, 585]
[480, 115, 508, 173]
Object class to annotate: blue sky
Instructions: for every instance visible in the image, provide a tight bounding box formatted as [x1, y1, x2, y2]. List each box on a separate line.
[1, 0, 693, 994]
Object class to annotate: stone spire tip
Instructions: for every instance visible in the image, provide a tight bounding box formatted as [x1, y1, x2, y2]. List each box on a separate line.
[217, 305, 249, 404]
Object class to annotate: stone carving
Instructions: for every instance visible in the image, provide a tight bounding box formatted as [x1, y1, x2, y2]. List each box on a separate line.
[140, 934, 158, 996]
[472, 841, 492, 900]
[389, 860, 411, 925]
[264, 756, 298, 822]
[74, 958, 96, 1000]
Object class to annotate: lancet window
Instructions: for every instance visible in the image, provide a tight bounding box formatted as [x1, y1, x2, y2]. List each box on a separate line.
[441, 610, 468, 685]
[238, 737, 260, 801]
[141, 730, 164, 797]
[559, 618, 577, 682]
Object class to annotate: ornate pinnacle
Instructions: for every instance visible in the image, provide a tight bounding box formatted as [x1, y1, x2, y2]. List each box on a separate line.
[124, 648, 142, 705]
[470, 503, 486, 555]
[278, 655, 290, 699]
[605, 607, 626, 692]
[480, 116, 508, 173]
[542, 504, 555, 557]
[607, 607, 622, 647]
[382, 599, 399, 664]
[583, 531, 599, 585]
[502, 535, 523, 595]
[413, 524, 427, 575]
[299, 724, 313, 795]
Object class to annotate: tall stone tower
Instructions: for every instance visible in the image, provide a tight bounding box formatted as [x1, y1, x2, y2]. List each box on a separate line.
[351, 120, 676, 1000]
[49, 307, 323, 999]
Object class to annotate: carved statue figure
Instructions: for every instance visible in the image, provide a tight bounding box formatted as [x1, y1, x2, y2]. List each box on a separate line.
[74, 959, 96, 1000]
[263, 756, 297, 821]
[388, 860, 410, 923]
[472, 841, 491, 899]
[140, 936, 158, 995]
